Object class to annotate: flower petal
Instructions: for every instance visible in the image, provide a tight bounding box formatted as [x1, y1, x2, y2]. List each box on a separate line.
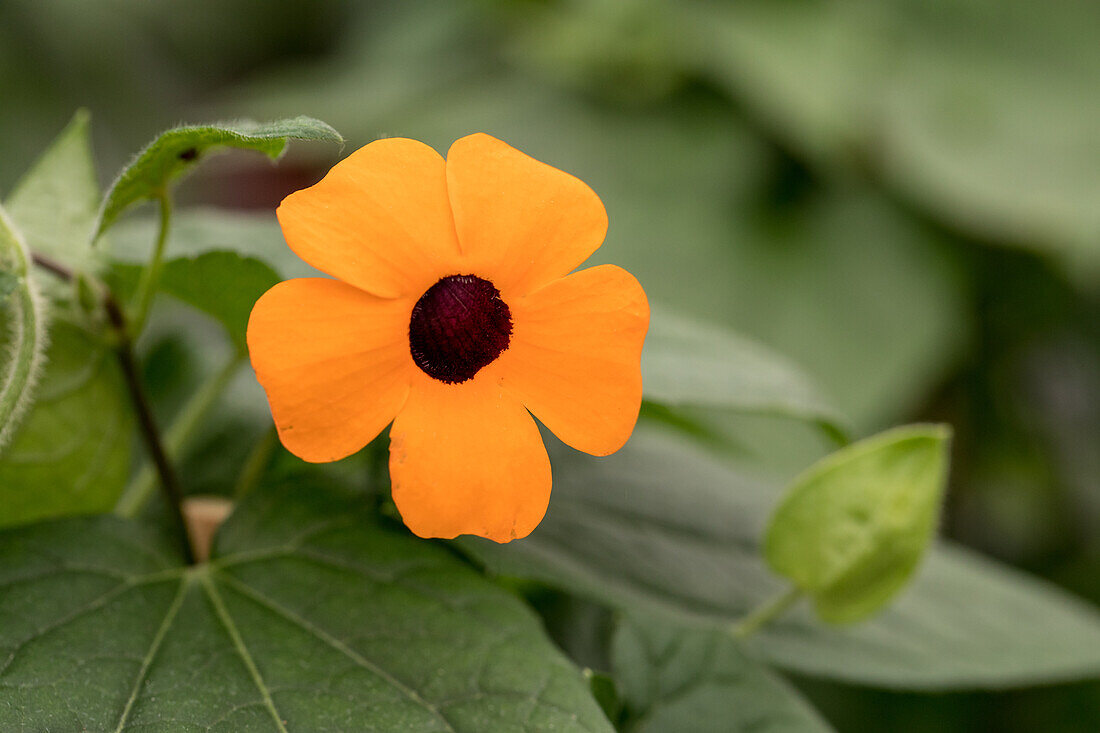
[388, 374, 551, 542]
[501, 265, 649, 456]
[445, 133, 608, 298]
[277, 138, 461, 299]
[247, 278, 413, 462]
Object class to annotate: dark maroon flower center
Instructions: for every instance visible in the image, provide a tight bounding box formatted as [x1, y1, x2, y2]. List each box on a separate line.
[409, 274, 513, 384]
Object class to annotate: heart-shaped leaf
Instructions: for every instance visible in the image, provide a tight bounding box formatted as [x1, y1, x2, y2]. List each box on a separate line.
[0, 320, 132, 528]
[0, 479, 614, 731]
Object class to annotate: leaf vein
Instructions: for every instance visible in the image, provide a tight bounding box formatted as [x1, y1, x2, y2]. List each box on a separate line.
[199, 572, 288, 733]
[215, 571, 457, 733]
[113, 576, 189, 732]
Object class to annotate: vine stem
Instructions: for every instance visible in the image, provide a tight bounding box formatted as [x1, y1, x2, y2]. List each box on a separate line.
[129, 192, 171, 330]
[30, 250, 197, 564]
[115, 355, 245, 518]
[103, 297, 195, 564]
[731, 586, 803, 639]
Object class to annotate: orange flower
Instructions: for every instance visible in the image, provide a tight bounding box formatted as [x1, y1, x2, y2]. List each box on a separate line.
[246, 134, 649, 542]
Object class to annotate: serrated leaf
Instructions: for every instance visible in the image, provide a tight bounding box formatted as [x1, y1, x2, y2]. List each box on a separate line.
[458, 427, 1100, 689]
[112, 251, 279, 351]
[643, 308, 847, 437]
[765, 425, 951, 623]
[5, 109, 102, 275]
[613, 615, 833, 732]
[0, 479, 615, 731]
[94, 116, 343, 238]
[0, 320, 132, 527]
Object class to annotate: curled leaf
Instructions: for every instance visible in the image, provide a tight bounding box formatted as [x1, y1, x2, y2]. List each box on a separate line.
[0, 206, 48, 452]
[94, 116, 343, 239]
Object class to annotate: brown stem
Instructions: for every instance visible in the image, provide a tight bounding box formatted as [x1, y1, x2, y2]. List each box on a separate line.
[32, 251, 197, 564]
[103, 297, 196, 564]
[30, 251, 73, 280]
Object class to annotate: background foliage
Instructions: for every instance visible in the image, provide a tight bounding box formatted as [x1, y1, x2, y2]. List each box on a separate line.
[1, 1, 1099, 730]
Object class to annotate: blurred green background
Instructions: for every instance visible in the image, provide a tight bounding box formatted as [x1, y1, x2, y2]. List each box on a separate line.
[2, 0, 1098, 729]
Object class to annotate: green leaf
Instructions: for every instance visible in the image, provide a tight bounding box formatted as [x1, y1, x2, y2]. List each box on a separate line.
[643, 308, 847, 437]
[613, 615, 833, 732]
[94, 116, 343, 238]
[716, 190, 965, 432]
[584, 670, 623, 726]
[0, 479, 615, 731]
[765, 425, 951, 623]
[0, 269, 16, 298]
[109, 208, 319, 280]
[686, 0, 1100, 267]
[2, 110, 105, 453]
[112, 251, 279, 351]
[0, 205, 47, 452]
[0, 320, 132, 527]
[5, 109, 102, 275]
[458, 427, 1100, 689]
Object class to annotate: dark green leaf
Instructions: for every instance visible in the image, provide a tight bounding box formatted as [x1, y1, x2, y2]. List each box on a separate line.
[5, 109, 102, 274]
[94, 117, 342, 238]
[687, 0, 1100, 266]
[584, 670, 622, 726]
[113, 251, 279, 351]
[765, 425, 951, 623]
[644, 308, 847, 436]
[458, 428, 1100, 689]
[713, 190, 965, 431]
[613, 615, 833, 732]
[0, 320, 132, 527]
[0, 479, 615, 731]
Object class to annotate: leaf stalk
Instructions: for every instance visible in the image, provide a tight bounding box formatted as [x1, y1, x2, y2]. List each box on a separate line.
[129, 192, 172, 332]
[731, 586, 803, 640]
